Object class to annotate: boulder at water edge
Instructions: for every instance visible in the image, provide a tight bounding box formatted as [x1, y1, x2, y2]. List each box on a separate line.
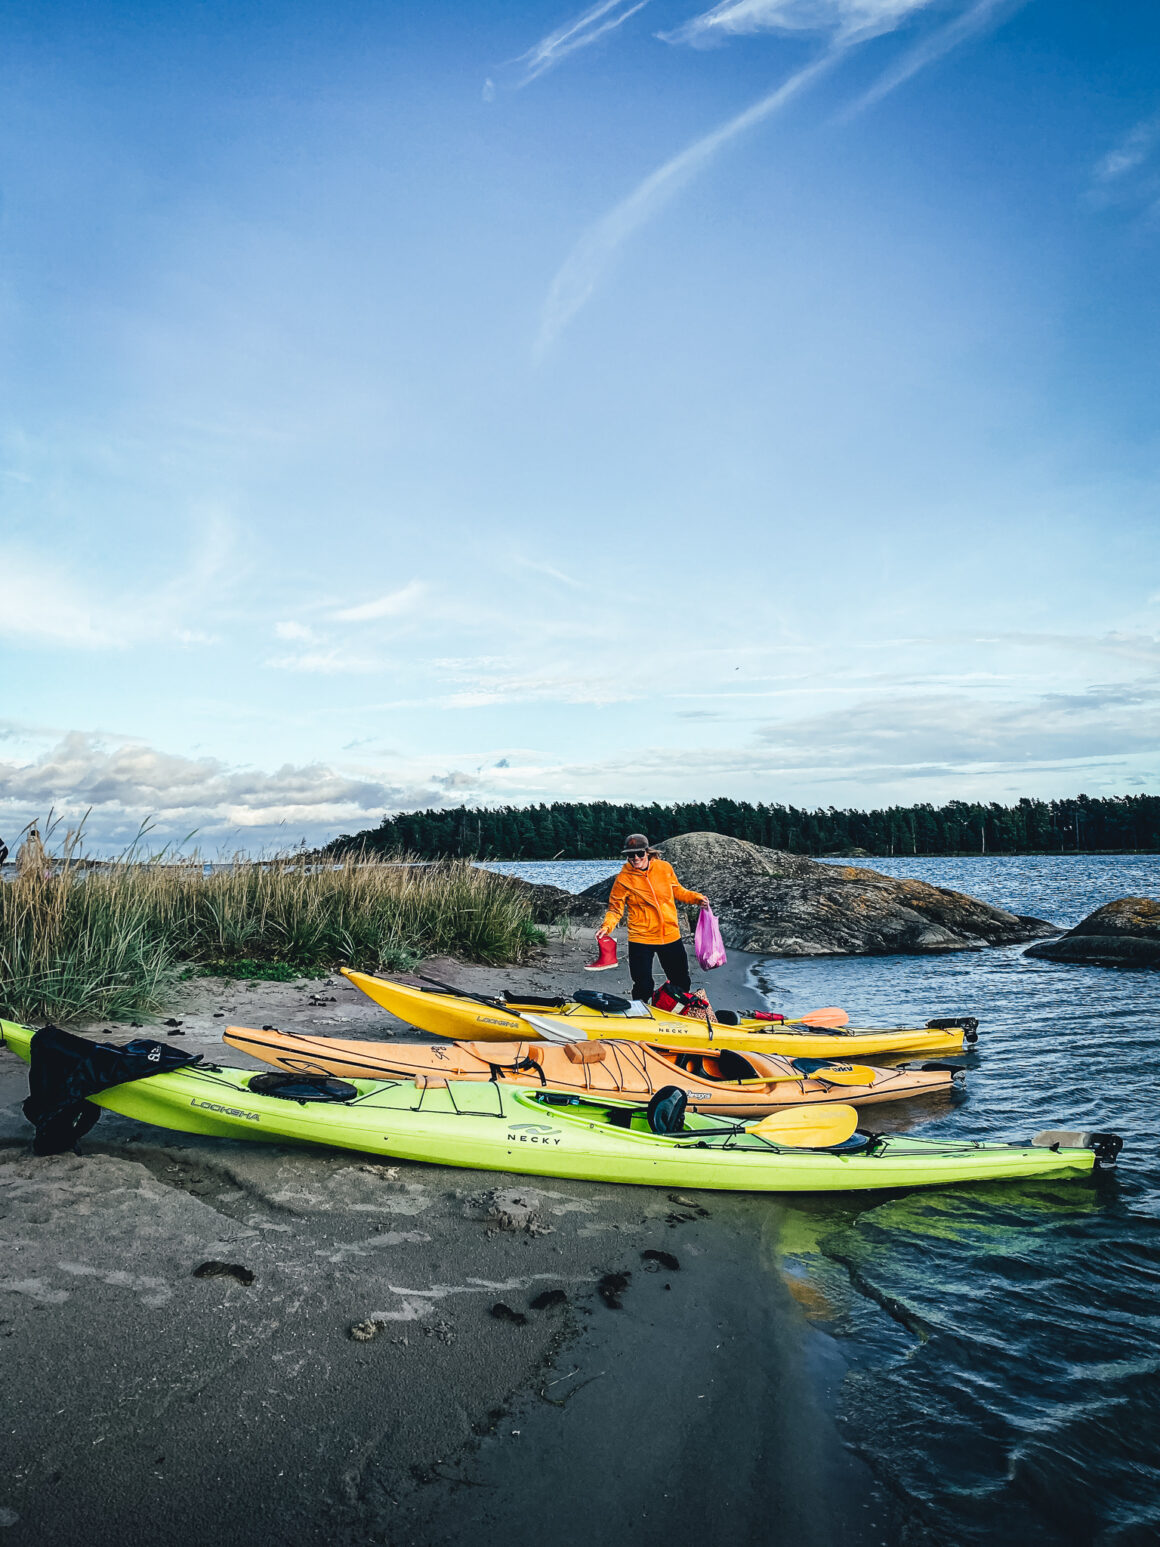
[1024, 897, 1160, 968]
[568, 831, 1057, 957]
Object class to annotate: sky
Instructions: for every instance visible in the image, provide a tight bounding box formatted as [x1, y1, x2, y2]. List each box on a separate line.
[1, 0, 1158, 854]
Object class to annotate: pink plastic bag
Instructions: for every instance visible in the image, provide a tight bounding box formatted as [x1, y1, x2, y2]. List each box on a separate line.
[694, 905, 727, 970]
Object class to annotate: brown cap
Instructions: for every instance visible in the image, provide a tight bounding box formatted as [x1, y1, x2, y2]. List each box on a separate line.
[621, 833, 653, 855]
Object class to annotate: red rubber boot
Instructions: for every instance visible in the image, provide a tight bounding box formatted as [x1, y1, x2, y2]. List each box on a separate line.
[583, 934, 618, 971]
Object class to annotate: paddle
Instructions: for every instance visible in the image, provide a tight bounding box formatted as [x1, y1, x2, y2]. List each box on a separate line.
[743, 1062, 878, 1086]
[793, 1008, 849, 1028]
[415, 973, 519, 1017]
[744, 1103, 860, 1148]
[521, 1015, 879, 1087]
[796, 1062, 876, 1085]
[521, 1012, 587, 1045]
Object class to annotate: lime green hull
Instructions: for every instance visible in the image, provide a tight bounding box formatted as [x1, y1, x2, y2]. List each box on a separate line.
[0, 1021, 1098, 1192]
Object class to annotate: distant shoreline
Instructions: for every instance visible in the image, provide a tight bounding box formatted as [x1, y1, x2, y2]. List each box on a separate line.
[4, 850, 1158, 880]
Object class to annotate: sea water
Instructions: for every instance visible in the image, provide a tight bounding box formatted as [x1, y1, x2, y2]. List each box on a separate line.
[487, 854, 1160, 1546]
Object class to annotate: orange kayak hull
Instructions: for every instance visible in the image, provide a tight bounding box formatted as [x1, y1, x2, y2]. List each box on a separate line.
[223, 1024, 960, 1117]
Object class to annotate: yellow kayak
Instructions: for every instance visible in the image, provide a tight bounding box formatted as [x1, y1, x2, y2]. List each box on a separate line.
[341, 969, 974, 1059]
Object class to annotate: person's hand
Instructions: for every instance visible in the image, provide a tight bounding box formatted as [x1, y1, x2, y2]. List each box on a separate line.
[595, 927, 609, 941]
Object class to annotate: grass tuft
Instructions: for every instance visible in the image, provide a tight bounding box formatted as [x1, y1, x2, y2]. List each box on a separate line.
[1, 830, 543, 1023]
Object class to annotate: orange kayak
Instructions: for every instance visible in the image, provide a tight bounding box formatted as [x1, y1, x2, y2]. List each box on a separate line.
[223, 1024, 963, 1118]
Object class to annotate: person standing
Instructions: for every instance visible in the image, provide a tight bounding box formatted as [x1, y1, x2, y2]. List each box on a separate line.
[595, 834, 708, 1004]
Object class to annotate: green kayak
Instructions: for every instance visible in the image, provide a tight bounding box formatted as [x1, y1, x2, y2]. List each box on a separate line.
[0, 1021, 1120, 1193]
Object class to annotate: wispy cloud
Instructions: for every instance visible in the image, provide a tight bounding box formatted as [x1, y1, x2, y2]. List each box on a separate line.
[511, 0, 650, 88]
[1094, 112, 1160, 185]
[274, 620, 318, 643]
[755, 679, 1160, 768]
[840, 0, 1019, 119]
[662, 0, 936, 48]
[513, 556, 587, 589]
[431, 655, 640, 708]
[0, 522, 234, 651]
[264, 648, 389, 674]
[536, 49, 840, 354]
[1087, 109, 1160, 221]
[538, 0, 1007, 351]
[332, 580, 427, 623]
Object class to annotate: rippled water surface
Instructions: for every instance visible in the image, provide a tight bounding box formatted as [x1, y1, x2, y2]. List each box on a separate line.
[758, 858, 1160, 1547]
[494, 856, 1160, 1546]
[478, 857, 621, 892]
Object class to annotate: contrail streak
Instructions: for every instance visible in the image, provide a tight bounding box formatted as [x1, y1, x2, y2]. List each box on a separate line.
[839, 0, 1022, 119]
[535, 48, 842, 355]
[516, 0, 650, 87]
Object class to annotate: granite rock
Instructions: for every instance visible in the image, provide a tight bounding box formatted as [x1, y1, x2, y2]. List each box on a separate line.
[1024, 896, 1160, 967]
[569, 831, 1057, 957]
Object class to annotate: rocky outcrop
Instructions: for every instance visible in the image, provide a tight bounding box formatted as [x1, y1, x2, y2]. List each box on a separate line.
[499, 876, 576, 924]
[569, 832, 1057, 957]
[1024, 897, 1160, 968]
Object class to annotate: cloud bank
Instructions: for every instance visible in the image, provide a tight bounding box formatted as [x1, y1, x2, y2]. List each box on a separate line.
[0, 734, 459, 853]
[4, 669, 1154, 855]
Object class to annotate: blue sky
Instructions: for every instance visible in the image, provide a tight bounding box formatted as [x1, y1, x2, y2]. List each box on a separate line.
[1, 0, 1158, 852]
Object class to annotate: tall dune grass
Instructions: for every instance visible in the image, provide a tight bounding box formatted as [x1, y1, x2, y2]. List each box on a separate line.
[0, 837, 542, 1023]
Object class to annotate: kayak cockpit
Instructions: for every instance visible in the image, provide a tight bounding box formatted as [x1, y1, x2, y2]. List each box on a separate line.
[515, 1089, 872, 1154]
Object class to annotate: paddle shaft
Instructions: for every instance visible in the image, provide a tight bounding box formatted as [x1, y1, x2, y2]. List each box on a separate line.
[417, 974, 523, 1020]
[729, 1066, 877, 1087]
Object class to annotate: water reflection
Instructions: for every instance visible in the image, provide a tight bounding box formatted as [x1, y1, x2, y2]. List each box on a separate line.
[747, 875, 1159, 1546]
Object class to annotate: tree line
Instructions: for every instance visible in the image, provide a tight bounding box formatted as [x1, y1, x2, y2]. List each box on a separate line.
[327, 793, 1160, 859]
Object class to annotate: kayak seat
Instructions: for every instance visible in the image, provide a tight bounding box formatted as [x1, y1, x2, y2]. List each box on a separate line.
[715, 1049, 760, 1082]
[808, 1134, 869, 1154]
[646, 1086, 688, 1136]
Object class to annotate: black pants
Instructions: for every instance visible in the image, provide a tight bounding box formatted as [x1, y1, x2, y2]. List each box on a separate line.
[628, 940, 691, 1003]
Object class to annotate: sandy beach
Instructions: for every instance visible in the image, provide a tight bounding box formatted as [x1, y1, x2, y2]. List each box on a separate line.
[1, 931, 905, 1546]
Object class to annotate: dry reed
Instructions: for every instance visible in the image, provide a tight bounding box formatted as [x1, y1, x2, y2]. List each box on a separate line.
[0, 830, 541, 1023]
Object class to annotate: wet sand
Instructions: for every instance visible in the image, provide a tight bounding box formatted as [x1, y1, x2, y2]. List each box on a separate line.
[0, 933, 903, 1546]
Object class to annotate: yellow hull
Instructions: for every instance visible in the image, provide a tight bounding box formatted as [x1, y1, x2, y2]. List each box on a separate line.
[340, 969, 968, 1059]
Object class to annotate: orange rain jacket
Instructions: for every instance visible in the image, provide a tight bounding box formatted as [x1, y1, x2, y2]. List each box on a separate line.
[599, 859, 706, 946]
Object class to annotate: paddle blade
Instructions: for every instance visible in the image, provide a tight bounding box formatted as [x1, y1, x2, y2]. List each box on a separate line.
[520, 1013, 586, 1045]
[809, 1063, 878, 1086]
[797, 1007, 849, 1028]
[746, 1103, 859, 1148]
